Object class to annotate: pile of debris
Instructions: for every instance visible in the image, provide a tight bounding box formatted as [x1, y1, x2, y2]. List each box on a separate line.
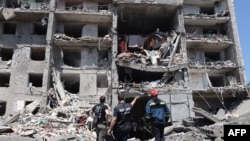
[0, 87, 97, 141]
[163, 99, 250, 141]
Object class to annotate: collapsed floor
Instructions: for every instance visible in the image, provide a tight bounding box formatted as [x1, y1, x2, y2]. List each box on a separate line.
[0, 84, 249, 141]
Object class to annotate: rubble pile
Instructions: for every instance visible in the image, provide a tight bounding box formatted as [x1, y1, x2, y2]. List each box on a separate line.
[0, 88, 97, 141]
[163, 97, 250, 141]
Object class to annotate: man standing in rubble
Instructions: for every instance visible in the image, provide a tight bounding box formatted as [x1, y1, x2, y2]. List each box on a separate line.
[91, 95, 110, 141]
[145, 89, 170, 141]
[107, 91, 139, 141]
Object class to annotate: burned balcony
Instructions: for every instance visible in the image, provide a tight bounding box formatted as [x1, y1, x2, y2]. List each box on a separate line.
[117, 31, 188, 72]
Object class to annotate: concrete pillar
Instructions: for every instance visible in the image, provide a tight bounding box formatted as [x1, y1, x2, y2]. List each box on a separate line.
[227, 0, 247, 84]
[56, 23, 64, 33]
[80, 73, 97, 97]
[83, 0, 98, 12]
[81, 48, 98, 67]
[46, 0, 56, 43]
[161, 90, 194, 122]
[16, 22, 33, 36]
[81, 24, 98, 37]
[56, 0, 65, 9]
[111, 8, 118, 109]
[42, 45, 52, 92]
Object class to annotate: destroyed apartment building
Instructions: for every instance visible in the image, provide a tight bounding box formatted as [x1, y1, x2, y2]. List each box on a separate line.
[0, 0, 250, 140]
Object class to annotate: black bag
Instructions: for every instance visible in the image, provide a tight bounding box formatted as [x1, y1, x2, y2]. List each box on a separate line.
[93, 104, 103, 128]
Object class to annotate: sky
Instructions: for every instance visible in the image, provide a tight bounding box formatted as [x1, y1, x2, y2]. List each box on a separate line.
[234, 1, 250, 82]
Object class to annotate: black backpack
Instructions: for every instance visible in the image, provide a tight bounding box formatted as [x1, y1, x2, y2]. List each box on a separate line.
[93, 104, 104, 128]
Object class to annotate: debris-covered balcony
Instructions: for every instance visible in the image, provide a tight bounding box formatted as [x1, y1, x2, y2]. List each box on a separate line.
[188, 48, 238, 74]
[116, 31, 187, 72]
[55, 0, 112, 23]
[117, 67, 189, 92]
[53, 23, 112, 50]
[113, 0, 183, 5]
[183, 0, 230, 26]
[186, 24, 233, 50]
[0, 0, 50, 21]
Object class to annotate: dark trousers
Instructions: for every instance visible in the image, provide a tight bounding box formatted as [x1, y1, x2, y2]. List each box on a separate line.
[96, 124, 107, 141]
[151, 124, 165, 141]
[113, 129, 129, 141]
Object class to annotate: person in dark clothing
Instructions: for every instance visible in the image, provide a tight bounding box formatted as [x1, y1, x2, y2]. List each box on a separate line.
[145, 89, 170, 141]
[107, 92, 139, 141]
[91, 96, 110, 141]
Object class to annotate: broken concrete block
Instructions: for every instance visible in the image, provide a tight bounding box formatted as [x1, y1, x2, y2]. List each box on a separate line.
[2, 8, 16, 20]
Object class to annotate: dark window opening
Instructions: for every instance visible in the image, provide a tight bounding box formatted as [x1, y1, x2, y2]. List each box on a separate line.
[63, 48, 81, 67]
[0, 100, 6, 116]
[203, 29, 217, 35]
[209, 76, 224, 87]
[61, 74, 80, 94]
[30, 47, 45, 61]
[29, 73, 43, 87]
[0, 73, 10, 87]
[6, 0, 21, 8]
[118, 6, 173, 34]
[64, 24, 83, 38]
[35, 0, 50, 2]
[118, 67, 166, 83]
[97, 73, 108, 88]
[3, 23, 16, 34]
[205, 52, 221, 62]
[200, 6, 215, 15]
[98, 24, 109, 37]
[65, 0, 83, 10]
[98, 3, 109, 11]
[0, 48, 13, 61]
[33, 23, 47, 35]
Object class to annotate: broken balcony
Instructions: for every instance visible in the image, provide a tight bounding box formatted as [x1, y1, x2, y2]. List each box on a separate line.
[55, 0, 112, 23]
[116, 31, 188, 72]
[53, 23, 112, 50]
[113, 0, 183, 5]
[117, 67, 189, 91]
[183, 1, 230, 26]
[186, 33, 232, 50]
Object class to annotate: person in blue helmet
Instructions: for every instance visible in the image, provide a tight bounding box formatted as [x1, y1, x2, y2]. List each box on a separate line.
[145, 89, 170, 141]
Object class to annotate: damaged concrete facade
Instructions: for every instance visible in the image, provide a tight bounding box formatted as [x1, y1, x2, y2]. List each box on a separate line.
[0, 0, 248, 124]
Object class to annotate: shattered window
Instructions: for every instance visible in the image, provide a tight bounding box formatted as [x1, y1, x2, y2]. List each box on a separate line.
[30, 47, 45, 61]
[0, 73, 10, 87]
[33, 22, 47, 35]
[3, 23, 16, 34]
[29, 73, 43, 87]
[205, 52, 221, 62]
[209, 76, 225, 87]
[0, 48, 13, 61]
[200, 6, 215, 15]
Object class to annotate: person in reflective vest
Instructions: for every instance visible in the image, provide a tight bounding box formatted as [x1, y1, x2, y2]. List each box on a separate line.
[145, 89, 170, 141]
